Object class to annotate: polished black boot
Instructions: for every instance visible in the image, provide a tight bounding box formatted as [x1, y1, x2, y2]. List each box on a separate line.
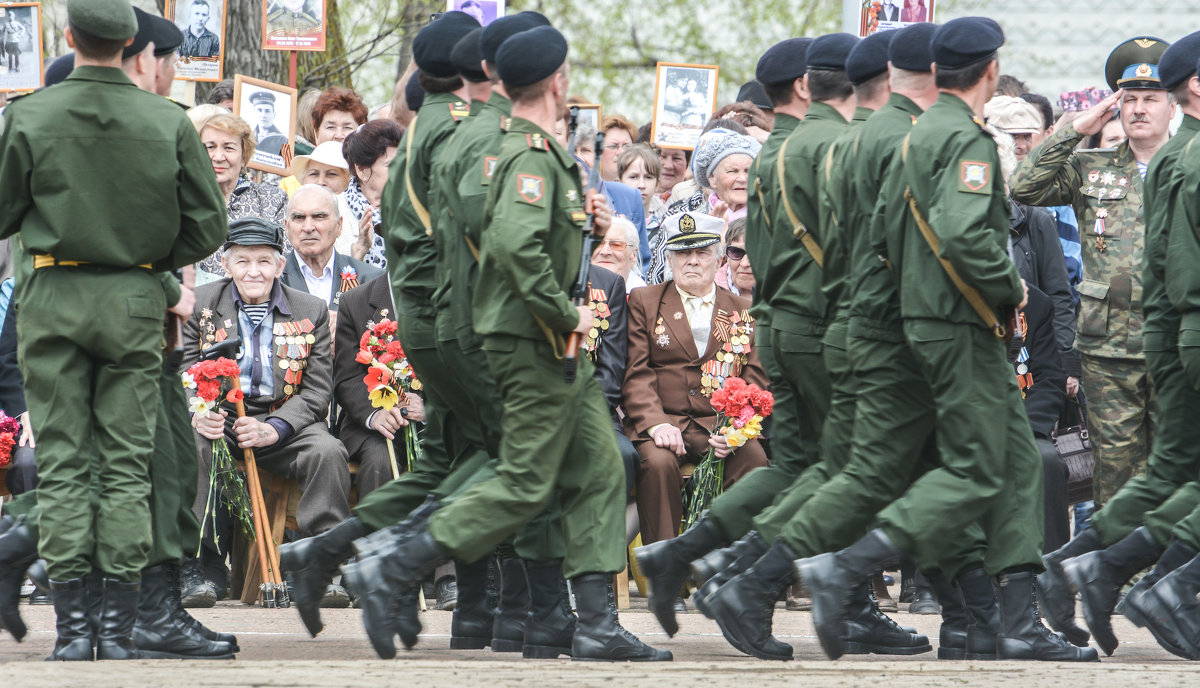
[691, 532, 767, 619]
[180, 556, 217, 608]
[451, 557, 495, 649]
[132, 565, 235, 659]
[522, 559, 576, 659]
[95, 578, 141, 660]
[351, 495, 440, 557]
[48, 578, 93, 661]
[632, 516, 725, 636]
[957, 567, 999, 660]
[1130, 553, 1200, 660]
[279, 517, 367, 637]
[1061, 526, 1161, 656]
[842, 582, 932, 655]
[1118, 537, 1198, 629]
[163, 563, 239, 652]
[905, 569, 940, 614]
[706, 542, 796, 660]
[929, 572, 970, 660]
[0, 519, 36, 641]
[492, 558, 530, 652]
[1037, 527, 1101, 647]
[995, 570, 1099, 661]
[571, 573, 672, 661]
[794, 529, 903, 660]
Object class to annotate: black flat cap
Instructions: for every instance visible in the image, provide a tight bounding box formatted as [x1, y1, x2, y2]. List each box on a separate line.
[405, 71, 424, 111]
[496, 25, 568, 88]
[224, 217, 285, 253]
[888, 22, 936, 72]
[44, 53, 75, 88]
[807, 33, 860, 72]
[1159, 32, 1200, 90]
[480, 13, 543, 63]
[755, 37, 813, 86]
[1105, 36, 1169, 91]
[121, 7, 155, 60]
[452, 28, 487, 83]
[931, 17, 1004, 69]
[846, 30, 893, 85]
[736, 80, 772, 110]
[413, 11, 480, 78]
[152, 13, 184, 57]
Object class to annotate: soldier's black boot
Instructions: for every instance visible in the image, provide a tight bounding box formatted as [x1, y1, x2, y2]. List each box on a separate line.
[842, 582, 932, 655]
[0, 519, 36, 641]
[1037, 527, 1102, 647]
[905, 569, 941, 614]
[691, 531, 767, 619]
[491, 558, 530, 652]
[1061, 526, 1161, 656]
[995, 570, 1099, 661]
[707, 542, 796, 660]
[95, 578, 141, 660]
[794, 528, 903, 660]
[48, 578, 93, 661]
[929, 572, 970, 659]
[1119, 537, 1198, 629]
[570, 573, 672, 661]
[279, 517, 367, 637]
[132, 565, 235, 659]
[1130, 552, 1200, 659]
[349, 495, 440, 557]
[957, 567, 999, 660]
[632, 516, 725, 636]
[450, 557, 495, 649]
[522, 559, 576, 659]
[164, 562, 239, 652]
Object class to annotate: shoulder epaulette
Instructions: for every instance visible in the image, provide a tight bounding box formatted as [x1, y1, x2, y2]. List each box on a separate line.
[525, 132, 551, 151]
[166, 96, 189, 111]
[501, 116, 512, 133]
[449, 101, 470, 121]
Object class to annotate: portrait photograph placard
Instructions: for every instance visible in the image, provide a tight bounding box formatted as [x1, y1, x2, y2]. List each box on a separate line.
[262, 0, 326, 51]
[233, 75, 298, 175]
[860, 0, 934, 36]
[170, 0, 226, 82]
[573, 103, 601, 135]
[447, 0, 503, 26]
[651, 62, 719, 151]
[0, 3, 44, 94]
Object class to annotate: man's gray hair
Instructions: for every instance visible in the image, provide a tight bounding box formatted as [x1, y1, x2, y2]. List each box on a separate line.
[611, 216, 643, 275]
[288, 183, 339, 216]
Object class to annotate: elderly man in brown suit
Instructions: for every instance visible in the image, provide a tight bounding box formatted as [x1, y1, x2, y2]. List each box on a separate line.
[624, 212, 771, 554]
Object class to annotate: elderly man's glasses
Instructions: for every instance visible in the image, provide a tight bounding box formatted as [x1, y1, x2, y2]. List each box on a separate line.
[594, 239, 630, 252]
[726, 246, 746, 260]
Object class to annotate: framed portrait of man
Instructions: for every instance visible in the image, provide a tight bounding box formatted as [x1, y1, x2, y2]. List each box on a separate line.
[0, 3, 44, 94]
[573, 103, 601, 134]
[651, 62, 719, 151]
[447, 0, 503, 26]
[233, 75, 298, 175]
[170, 0, 226, 82]
[262, 0, 326, 51]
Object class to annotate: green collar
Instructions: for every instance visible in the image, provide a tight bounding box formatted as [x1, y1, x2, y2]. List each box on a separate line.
[64, 66, 136, 87]
[805, 101, 849, 124]
[509, 117, 576, 170]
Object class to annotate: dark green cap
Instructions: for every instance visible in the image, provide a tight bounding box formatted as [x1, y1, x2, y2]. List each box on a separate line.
[1105, 36, 1169, 91]
[68, 0, 138, 41]
[224, 218, 285, 253]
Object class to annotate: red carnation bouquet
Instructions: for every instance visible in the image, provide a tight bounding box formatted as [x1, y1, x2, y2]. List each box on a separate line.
[183, 358, 254, 550]
[355, 318, 423, 474]
[682, 377, 774, 531]
[0, 411, 19, 469]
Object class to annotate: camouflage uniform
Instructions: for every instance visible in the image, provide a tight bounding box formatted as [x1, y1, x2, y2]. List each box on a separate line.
[1010, 123, 1155, 505]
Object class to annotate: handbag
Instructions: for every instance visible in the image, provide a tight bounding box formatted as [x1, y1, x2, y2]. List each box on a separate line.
[1053, 400, 1094, 505]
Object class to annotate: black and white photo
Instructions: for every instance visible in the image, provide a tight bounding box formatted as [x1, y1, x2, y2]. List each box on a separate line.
[651, 62, 719, 150]
[233, 75, 298, 175]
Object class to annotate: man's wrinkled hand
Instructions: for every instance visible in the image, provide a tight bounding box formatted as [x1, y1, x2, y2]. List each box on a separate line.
[652, 424, 686, 456]
[708, 433, 732, 459]
[192, 408, 228, 441]
[233, 415, 279, 448]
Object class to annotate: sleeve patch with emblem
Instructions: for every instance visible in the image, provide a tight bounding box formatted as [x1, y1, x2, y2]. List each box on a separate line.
[483, 156, 498, 183]
[517, 174, 545, 204]
[958, 160, 990, 193]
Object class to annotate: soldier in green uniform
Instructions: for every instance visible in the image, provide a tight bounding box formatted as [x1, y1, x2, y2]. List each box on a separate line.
[340, 25, 669, 663]
[1011, 37, 1174, 506]
[1034, 34, 1200, 657]
[0, 0, 227, 661]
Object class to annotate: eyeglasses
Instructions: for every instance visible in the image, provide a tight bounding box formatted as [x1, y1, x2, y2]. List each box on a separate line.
[604, 143, 632, 152]
[594, 239, 631, 252]
[726, 245, 747, 260]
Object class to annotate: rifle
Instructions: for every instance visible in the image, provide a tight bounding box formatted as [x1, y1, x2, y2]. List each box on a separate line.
[563, 126, 605, 383]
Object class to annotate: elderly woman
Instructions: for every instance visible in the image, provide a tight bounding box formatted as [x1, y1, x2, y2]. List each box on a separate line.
[691, 127, 761, 225]
[592, 217, 647, 293]
[312, 87, 369, 145]
[657, 147, 691, 198]
[192, 111, 289, 285]
[341, 119, 404, 269]
[716, 218, 755, 296]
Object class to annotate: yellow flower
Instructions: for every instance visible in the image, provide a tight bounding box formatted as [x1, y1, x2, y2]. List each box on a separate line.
[726, 431, 745, 448]
[369, 386, 399, 410]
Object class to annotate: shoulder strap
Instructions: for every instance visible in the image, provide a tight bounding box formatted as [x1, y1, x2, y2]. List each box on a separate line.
[404, 115, 433, 236]
[753, 155, 772, 230]
[776, 138, 824, 268]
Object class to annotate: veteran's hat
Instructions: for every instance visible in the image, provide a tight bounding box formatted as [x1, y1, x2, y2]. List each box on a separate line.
[985, 95, 1042, 135]
[755, 37, 813, 87]
[931, 17, 1004, 69]
[846, 30, 893, 85]
[68, 0, 137, 41]
[224, 217, 286, 253]
[1158, 31, 1200, 91]
[249, 90, 276, 106]
[888, 21, 936, 73]
[1105, 36, 1169, 91]
[151, 13, 184, 57]
[480, 12, 546, 63]
[735, 80, 772, 110]
[413, 10, 481, 79]
[121, 7, 155, 59]
[452, 28, 487, 83]
[807, 32, 860, 72]
[661, 212, 724, 251]
[496, 25, 568, 88]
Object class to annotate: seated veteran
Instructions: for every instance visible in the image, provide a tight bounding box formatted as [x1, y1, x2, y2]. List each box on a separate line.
[332, 273, 426, 499]
[280, 184, 382, 313]
[623, 212, 770, 547]
[184, 218, 351, 605]
[287, 142, 361, 257]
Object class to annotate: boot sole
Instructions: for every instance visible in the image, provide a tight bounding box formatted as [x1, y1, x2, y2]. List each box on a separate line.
[963, 652, 997, 661]
[632, 546, 682, 637]
[844, 641, 932, 655]
[491, 638, 524, 652]
[572, 653, 673, 662]
[523, 643, 571, 659]
[135, 649, 236, 660]
[450, 636, 491, 650]
[937, 647, 965, 660]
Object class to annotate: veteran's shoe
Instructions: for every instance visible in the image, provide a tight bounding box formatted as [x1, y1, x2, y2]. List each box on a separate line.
[434, 575, 458, 611]
[0, 519, 36, 641]
[180, 557, 217, 609]
[570, 573, 672, 662]
[47, 578, 93, 661]
[522, 559, 576, 659]
[132, 565, 235, 660]
[1037, 527, 1102, 647]
[451, 557, 495, 650]
[164, 562, 239, 652]
[492, 558, 530, 653]
[706, 542, 796, 660]
[1130, 555, 1200, 660]
[319, 583, 351, 608]
[94, 578, 141, 660]
[632, 515, 725, 637]
[691, 531, 767, 619]
[1061, 527, 1161, 656]
[842, 584, 932, 656]
[1118, 538, 1198, 629]
[994, 570, 1099, 662]
[279, 517, 366, 637]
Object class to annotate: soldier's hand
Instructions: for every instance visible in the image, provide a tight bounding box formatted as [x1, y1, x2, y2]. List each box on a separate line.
[233, 416, 279, 448]
[1066, 376, 1080, 398]
[1019, 279, 1029, 310]
[587, 190, 612, 237]
[708, 433, 732, 459]
[1073, 89, 1123, 136]
[573, 305, 594, 335]
[652, 424, 687, 456]
[193, 408, 228, 441]
[17, 411, 33, 448]
[170, 284, 196, 318]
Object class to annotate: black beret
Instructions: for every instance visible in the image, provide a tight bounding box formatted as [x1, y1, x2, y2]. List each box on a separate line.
[452, 28, 487, 83]
[516, 11, 551, 26]
[151, 14, 184, 57]
[1105, 36, 1170, 91]
[1159, 32, 1200, 90]
[496, 25, 568, 88]
[888, 21, 936, 72]
[413, 11, 481, 78]
[405, 71, 425, 111]
[931, 17, 1004, 69]
[807, 33, 860, 72]
[755, 37, 812, 87]
[224, 217, 285, 253]
[736, 80, 772, 110]
[44, 53, 75, 88]
[846, 30, 893, 85]
[121, 7, 155, 60]
[479, 13, 541, 64]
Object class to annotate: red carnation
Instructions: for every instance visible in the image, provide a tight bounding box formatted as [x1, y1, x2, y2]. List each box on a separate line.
[226, 389, 244, 404]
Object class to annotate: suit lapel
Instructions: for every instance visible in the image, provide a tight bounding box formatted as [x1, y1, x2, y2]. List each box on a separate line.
[330, 253, 346, 309]
[660, 284, 698, 360]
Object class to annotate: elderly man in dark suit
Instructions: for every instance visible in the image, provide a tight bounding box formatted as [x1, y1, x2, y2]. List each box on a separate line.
[183, 218, 351, 607]
[280, 184, 382, 314]
[624, 212, 770, 552]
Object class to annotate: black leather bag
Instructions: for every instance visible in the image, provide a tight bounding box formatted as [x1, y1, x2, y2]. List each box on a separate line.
[1053, 400, 1093, 505]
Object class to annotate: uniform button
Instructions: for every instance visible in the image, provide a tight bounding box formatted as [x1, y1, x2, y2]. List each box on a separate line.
[689, 389, 696, 396]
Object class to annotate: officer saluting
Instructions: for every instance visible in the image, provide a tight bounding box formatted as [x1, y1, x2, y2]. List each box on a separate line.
[0, 0, 226, 662]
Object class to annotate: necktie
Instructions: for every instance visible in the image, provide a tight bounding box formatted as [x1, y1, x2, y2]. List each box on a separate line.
[688, 296, 709, 356]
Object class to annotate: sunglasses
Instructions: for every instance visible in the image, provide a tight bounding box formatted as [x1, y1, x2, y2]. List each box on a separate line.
[594, 239, 631, 252]
[726, 245, 747, 260]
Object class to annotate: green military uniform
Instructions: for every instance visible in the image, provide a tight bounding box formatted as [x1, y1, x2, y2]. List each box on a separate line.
[0, 66, 226, 581]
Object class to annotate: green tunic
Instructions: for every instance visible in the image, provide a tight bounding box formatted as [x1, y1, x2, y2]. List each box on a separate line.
[746, 112, 799, 327]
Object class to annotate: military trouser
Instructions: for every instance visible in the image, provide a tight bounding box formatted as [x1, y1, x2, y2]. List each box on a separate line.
[18, 268, 164, 581]
[149, 357, 202, 567]
[1081, 353, 1156, 506]
[427, 335, 624, 577]
[705, 321, 829, 541]
[1089, 344, 1200, 544]
[1165, 482, 1200, 550]
[878, 319, 1044, 576]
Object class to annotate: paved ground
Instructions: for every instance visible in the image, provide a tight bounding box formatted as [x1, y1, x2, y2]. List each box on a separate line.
[2, 590, 1197, 687]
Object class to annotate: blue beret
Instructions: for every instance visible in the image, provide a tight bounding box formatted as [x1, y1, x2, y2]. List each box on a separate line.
[807, 33, 860, 72]
[496, 26, 568, 88]
[67, 0, 137, 41]
[44, 53, 76, 88]
[888, 22, 936, 72]
[1105, 36, 1170, 91]
[846, 30, 893, 85]
[755, 37, 812, 87]
[405, 71, 424, 111]
[224, 217, 285, 253]
[452, 28, 487, 82]
[121, 7, 155, 60]
[413, 11, 480, 78]
[480, 13, 544, 63]
[932, 17, 1004, 69]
